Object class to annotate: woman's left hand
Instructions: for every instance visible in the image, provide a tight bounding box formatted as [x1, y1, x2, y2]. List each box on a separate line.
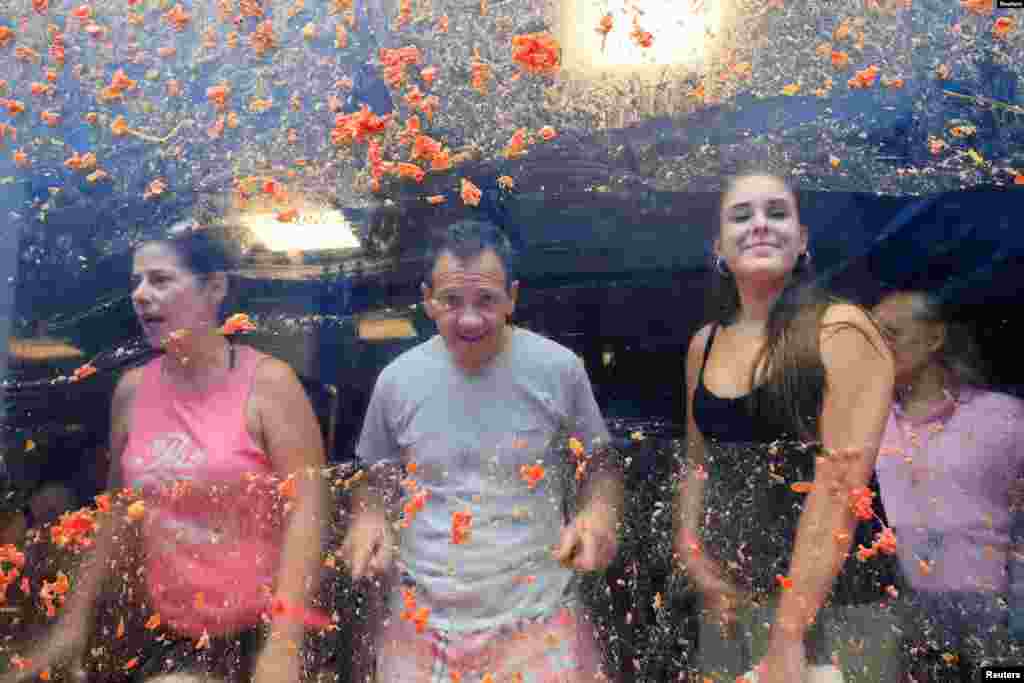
[252, 637, 303, 683]
[751, 636, 806, 683]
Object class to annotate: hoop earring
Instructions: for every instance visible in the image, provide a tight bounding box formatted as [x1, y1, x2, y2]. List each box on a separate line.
[714, 254, 731, 278]
[797, 250, 813, 270]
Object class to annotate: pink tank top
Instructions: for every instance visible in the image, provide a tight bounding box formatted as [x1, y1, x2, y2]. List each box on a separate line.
[120, 344, 283, 638]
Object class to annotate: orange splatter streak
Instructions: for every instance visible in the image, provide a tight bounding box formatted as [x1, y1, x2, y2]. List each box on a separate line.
[596, 12, 613, 53]
[15, 46, 40, 63]
[207, 83, 230, 111]
[960, 0, 993, 16]
[503, 128, 528, 159]
[994, 16, 1015, 39]
[274, 207, 298, 222]
[163, 3, 191, 30]
[250, 20, 277, 55]
[511, 32, 561, 75]
[520, 463, 546, 489]
[451, 509, 473, 544]
[848, 64, 880, 89]
[460, 178, 481, 206]
[126, 500, 145, 521]
[470, 49, 492, 95]
[222, 313, 256, 334]
[71, 363, 97, 381]
[2, 99, 25, 115]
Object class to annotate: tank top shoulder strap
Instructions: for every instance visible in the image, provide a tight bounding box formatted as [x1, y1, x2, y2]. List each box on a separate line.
[698, 322, 720, 386]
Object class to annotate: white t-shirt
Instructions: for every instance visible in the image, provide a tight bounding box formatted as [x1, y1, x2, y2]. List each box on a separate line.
[356, 327, 612, 633]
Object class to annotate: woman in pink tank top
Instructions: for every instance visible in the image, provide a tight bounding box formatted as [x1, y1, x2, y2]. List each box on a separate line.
[11, 222, 328, 683]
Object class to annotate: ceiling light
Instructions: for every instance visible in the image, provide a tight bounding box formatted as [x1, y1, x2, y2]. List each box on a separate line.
[236, 198, 361, 253]
[562, 0, 717, 72]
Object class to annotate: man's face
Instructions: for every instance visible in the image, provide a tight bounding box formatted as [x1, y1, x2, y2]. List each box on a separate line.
[422, 249, 518, 372]
[872, 293, 943, 388]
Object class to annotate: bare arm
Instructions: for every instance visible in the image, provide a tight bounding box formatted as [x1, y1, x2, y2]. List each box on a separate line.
[578, 469, 623, 517]
[577, 426, 625, 524]
[770, 305, 894, 643]
[253, 359, 328, 641]
[339, 371, 405, 580]
[674, 325, 713, 564]
[671, 324, 742, 621]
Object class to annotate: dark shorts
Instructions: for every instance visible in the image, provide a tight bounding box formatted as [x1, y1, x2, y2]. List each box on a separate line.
[126, 626, 263, 683]
[76, 622, 265, 683]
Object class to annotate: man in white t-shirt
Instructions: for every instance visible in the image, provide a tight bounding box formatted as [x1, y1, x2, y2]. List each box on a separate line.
[340, 219, 623, 682]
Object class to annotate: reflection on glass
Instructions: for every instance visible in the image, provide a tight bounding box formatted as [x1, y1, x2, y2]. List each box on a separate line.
[0, 0, 1021, 681]
[873, 290, 1024, 681]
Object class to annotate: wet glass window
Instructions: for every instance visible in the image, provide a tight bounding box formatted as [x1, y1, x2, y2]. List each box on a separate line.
[0, 1, 1022, 682]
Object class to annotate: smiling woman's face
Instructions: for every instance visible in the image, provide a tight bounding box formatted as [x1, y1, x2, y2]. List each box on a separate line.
[716, 174, 807, 283]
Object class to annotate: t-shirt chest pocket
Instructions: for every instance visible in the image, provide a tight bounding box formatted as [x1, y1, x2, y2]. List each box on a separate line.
[475, 422, 560, 490]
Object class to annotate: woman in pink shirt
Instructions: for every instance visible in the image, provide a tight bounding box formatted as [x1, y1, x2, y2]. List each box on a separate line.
[8, 222, 327, 683]
[873, 290, 1024, 681]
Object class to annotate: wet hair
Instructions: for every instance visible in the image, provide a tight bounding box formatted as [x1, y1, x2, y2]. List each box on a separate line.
[704, 168, 883, 442]
[891, 290, 990, 389]
[423, 219, 518, 292]
[154, 220, 242, 279]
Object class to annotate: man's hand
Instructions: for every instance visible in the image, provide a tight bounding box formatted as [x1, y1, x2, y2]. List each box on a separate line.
[553, 502, 619, 572]
[340, 509, 396, 580]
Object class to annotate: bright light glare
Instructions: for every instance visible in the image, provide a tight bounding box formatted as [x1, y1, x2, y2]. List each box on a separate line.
[238, 204, 361, 253]
[577, 0, 711, 69]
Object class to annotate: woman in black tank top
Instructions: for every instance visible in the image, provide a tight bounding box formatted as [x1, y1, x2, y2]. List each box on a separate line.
[673, 170, 894, 682]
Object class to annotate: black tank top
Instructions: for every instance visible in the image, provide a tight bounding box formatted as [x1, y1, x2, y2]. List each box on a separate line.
[689, 323, 883, 606]
[692, 323, 792, 445]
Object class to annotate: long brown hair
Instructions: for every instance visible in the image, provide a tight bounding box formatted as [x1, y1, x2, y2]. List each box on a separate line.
[705, 169, 881, 443]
